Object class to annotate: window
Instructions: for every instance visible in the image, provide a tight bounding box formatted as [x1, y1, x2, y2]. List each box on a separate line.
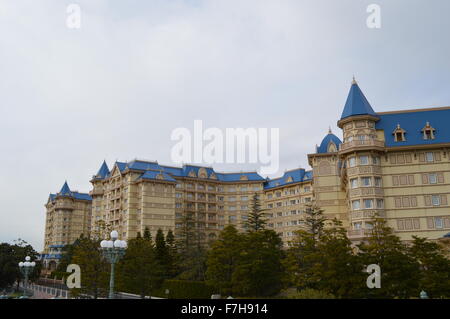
[435, 217, 443, 229]
[393, 124, 406, 142]
[359, 156, 369, 165]
[429, 173, 437, 184]
[304, 186, 311, 192]
[349, 157, 356, 167]
[376, 199, 384, 209]
[361, 177, 371, 187]
[432, 195, 441, 206]
[375, 177, 382, 187]
[352, 200, 360, 210]
[267, 194, 273, 199]
[350, 178, 358, 189]
[426, 152, 434, 162]
[372, 156, 380, 165]
[353, 222, 362, 230]
[363, 199, 373, 209]
[422, 122, 436, 140]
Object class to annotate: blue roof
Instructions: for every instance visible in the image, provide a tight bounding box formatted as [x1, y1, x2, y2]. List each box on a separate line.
[58, 181, 73, 196]
[376, 107, 450, 147]
[317, 132, 342, 153]
[116, 161, 127, 172]
[52, 181, 92, 201]
[137, 170, 177, 182]
[94, 160, 110, 179]
[126, 160, 162, 171]
[341, 81, 377, 120]
[264, 168, 312, 190]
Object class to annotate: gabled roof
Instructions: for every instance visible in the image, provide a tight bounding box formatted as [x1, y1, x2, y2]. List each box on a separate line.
[376, 107, 450, 147]
[94, 160, 110, 180]
[340, 81, 377, 120]
[263, 168, 312, 190]
[317, 131, 342, 153]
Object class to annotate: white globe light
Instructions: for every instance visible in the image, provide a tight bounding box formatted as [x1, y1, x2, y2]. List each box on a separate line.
[100, 240, 108, 248]
[19, 262, 24, 267]
[30, 262, 36, 267]
[107, 240, 114, 248]
[114, 240, 122, 248]
[110, 230, 119, 240]
[25, 256, 30, 261]
[121, 240, 127, 248]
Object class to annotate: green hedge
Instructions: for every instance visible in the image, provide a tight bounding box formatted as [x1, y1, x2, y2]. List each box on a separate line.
[49, 271, 70, 280]
[155, 280, 214, 299]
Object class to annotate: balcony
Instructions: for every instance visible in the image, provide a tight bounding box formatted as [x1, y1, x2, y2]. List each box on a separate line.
[348, 229, 373, 239]
[339, 139, 384, 154]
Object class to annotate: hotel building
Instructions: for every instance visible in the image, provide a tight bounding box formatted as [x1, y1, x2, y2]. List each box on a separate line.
[42, 80, 450, 266]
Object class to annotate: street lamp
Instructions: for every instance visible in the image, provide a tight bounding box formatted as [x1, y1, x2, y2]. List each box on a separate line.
[18, 256, 36, 297]
[100, 230, 127, 299]
[420, 290, 429, 299]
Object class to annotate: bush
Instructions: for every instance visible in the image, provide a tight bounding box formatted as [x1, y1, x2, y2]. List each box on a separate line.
[49, 271, 69, 280]
[288, 288, 335, 299]
[156, 280, 214, 299]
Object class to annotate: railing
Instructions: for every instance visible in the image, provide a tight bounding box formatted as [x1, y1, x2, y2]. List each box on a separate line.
[340, 139, 384, 151]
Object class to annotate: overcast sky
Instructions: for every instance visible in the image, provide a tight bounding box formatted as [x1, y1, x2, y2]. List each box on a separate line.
[1, 0, 450, 251]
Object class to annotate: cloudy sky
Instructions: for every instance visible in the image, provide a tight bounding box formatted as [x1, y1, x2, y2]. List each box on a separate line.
[1, 0, 450, 251]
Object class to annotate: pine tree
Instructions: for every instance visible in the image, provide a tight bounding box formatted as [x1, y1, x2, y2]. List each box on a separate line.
[155, 228, 170, 279]
[358, 214, 420, 298]
[232, 229, 285, 297]
[206, 225, 242, 295]
[409, 236, 450, 298]
[165, 229, 180, 278]
[244, 193, 267, 232]
[70, 237, 109, 298]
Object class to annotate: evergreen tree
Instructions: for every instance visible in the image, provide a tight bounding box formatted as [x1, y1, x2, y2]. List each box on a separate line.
[303, 204, 327, 242]
[117, 234, 163, 298]
[155, 228, 170, 279]
[358, 215, 420, 298]
[409, 236, 450, 298]
[165, 229, 180, 278]
[206, 225, 242, 295]
[70, 237, 109, 298]
[244, 193, 267, 232]
[232, 229, 284, 297]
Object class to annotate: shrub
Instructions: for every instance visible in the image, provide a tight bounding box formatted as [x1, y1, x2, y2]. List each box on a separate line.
[156, 280, 214, 299]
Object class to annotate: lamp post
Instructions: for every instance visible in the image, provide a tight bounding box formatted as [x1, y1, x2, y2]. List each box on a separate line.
[18, 256, 36, 297]
[100, 230, 127, 299]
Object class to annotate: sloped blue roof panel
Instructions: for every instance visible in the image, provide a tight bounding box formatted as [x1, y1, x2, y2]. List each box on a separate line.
[376, 107, 450, 147]
[215, 172, 265, 182]
[94, 160, 110, 179]
[264, 168, 310, 189]
[58, 181, 73, 197]
[138, 170, 177, 182]
[127, 160, 162, 171]
[73, 192, 92, 201]
[116, 162, 127, 172]
[341, 82, 377, 119]
[317, 133, 342, 153]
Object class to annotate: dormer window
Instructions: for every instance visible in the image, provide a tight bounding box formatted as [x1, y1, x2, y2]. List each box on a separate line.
[421, 122, 436, 140]
[393, 124, 406, 142]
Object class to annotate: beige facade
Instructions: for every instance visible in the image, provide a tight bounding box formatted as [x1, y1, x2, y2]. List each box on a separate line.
[43, 81, 450, 260]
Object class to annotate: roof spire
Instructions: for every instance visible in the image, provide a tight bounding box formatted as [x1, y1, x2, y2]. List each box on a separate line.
[352, 75, 357, 84]
[59, 181, 72, 196]
[340, 79, 377, 120]
[95, 160, 110, 179]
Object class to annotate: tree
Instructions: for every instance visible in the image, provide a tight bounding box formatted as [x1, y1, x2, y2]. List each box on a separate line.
[232, 229, 285, 297]
[244, 193, 267, 232]
[70, 237, 109, 298]
[304, 219, 366, 298]
[155, 228, 170, 279]
[176, 213, 207, 281]
[165, 230, 180, 278]
[117, 233, 163, 298]
[206, 225, 242, 295]
[284, 204, 327, 290]
[358, 215, 420, 299]
[409, 236, 450, 298]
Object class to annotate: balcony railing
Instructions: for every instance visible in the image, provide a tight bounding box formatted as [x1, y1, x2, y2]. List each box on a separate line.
[340, 139, 384, 151]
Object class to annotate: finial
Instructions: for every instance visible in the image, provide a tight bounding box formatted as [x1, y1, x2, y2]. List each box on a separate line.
[328, 126, 332, 134]
[352, 75, 357, 84]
